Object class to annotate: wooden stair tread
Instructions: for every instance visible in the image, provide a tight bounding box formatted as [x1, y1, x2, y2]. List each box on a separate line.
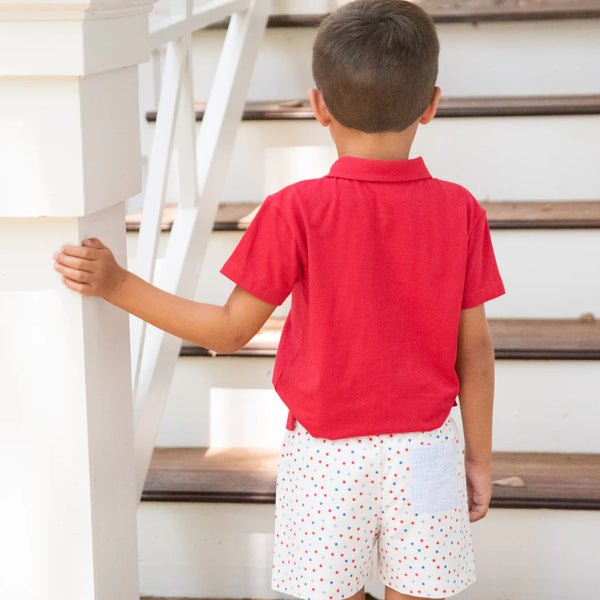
[481, 200, 600, 229]
[491, 452, 600, 509]
[203, 1, 600, 27]
[180, 317, 600, 360]
[144, 447, 278, 504]
[490, 317, 600, 359]
[146, 95, 600, 122]
[142, 447, 600, 510]
[126, 200, 600, 232]
[126, 202, 259, 232]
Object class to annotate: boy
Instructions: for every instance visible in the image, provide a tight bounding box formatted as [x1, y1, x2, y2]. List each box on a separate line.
[54, 1, 505, 598]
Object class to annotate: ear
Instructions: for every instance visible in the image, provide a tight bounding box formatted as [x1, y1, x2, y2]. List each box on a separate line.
[308, 88, 332, 127]
[419, 86, 442, 125]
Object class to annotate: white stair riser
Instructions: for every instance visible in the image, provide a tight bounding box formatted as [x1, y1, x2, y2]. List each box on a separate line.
[488, 229, 600, 319]
[138, 503, 277, 599]
[156, 357, 600, 454]
[127, 228, 600, 319]
[144, 19, 600, 104]
[140, 115, 600, 205]
[138, 502, 600, 599]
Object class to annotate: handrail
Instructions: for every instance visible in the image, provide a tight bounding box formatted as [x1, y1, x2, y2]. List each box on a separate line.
[149, 0, 251, 49]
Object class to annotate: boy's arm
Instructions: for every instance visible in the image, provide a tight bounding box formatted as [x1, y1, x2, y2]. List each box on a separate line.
[54, 238, 276, 354]
[455, 303, 495, 523]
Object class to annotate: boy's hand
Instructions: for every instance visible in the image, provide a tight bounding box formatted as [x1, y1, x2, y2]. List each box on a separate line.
[465, 458, 492, 523]
[53, 238, 126, 300]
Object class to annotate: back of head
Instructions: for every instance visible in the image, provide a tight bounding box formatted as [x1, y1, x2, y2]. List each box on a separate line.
[312, 0, 439, 133]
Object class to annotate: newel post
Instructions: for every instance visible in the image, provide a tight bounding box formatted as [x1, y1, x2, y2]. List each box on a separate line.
[0, 1, 154, 598]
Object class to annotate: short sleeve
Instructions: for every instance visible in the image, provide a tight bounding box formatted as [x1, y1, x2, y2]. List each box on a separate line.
[462, 212, 505, 309]
[220, 196, 303, 306]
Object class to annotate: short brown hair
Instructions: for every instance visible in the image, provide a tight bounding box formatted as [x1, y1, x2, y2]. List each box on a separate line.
[312, 0, 439, 133]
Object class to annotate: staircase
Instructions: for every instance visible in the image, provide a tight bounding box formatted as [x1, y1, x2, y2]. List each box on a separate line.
[131, 1, 600, 598]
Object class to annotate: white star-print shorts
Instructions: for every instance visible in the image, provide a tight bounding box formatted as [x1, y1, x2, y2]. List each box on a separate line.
[272, 416, 475, 599]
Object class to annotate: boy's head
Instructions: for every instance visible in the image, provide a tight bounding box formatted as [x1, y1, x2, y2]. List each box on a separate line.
[312, 0, 439, 133]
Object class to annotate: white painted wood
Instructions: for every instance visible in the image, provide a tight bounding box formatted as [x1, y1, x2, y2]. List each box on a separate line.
[149, 0, 251, 49]
[492, 361, 600, 454]
[132, 37, 200, 392]
[436, 20, 600, 97]
[270, 0, 341, 13]
[131, 40, 186, 392]
[0, 3, 152, 596]
[486, 229, 600, 319]
[413, 116, 600, 201]
[184, 19, 600, 102]
[155, 357, 280, 446]
[138, 502, 279, 598]
[0, 0, 155, 76]
[138, 501, 600, 599]
[0, 68, 141, 217]
[133, 0, 269, 499]
[154, 357, 600, 454]
[132, 26, 199, 394]
[189, 26, 318, 101]
[174, 39, 199, 211]
[205, 115, 600, 204]
[194, 3, 267, 208]
[134, 206, 202, 496]
[135, 42, 184, 285]
[0, 207, 138, 600]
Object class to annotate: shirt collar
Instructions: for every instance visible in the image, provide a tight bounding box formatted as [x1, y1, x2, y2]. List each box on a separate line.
[327, 156, 431, 183]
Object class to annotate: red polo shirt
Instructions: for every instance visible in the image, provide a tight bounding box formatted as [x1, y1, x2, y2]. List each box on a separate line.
[221, 156, 505, 439]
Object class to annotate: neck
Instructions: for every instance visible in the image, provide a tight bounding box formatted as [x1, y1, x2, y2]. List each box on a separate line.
[330, 121, 419, 161]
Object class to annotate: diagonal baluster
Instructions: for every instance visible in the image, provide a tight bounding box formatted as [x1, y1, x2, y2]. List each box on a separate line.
[134, 0, 269, 499]
[130, 40, 186, 397]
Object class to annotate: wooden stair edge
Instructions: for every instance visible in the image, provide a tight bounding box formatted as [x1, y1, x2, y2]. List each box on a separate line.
[179, 317, 600, 360]
[200, 2, 600, 29]
[145, 95, 600, 122]
[480, 200, 600, 229]
[125, 200, 600, 233]
[142, 448, 600, 511]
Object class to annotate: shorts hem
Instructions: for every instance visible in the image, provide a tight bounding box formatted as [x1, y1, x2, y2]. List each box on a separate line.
[380, 574, 476, 598]
[271, 581, 366, 600]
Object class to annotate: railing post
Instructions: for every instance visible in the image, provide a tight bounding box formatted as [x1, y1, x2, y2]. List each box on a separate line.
[0, 1, 154, 598]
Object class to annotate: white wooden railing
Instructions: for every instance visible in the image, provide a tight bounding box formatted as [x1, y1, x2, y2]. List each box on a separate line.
[131, 0, 269, 498]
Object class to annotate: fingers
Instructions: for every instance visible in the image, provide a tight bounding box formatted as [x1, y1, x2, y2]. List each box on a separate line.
[60, 275, 93, 296]
[53, 238, 108, 295]
[82, 237, 105, 249]
[53, 244, 96, 286]
[54, 261, 93, 284]
[465, 464, 492, 523]
[58, 241, 100, 259]
[54, 238, 107, 273]
[467, 484, 491, 522]
[468, 501, 489, 523]
[54, 251, 94, 273]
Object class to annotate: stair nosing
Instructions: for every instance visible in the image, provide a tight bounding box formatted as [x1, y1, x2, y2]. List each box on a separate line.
[145, 95, 600, 123]
[126, 200, 600, 233]
[178, 318, 600, 361]
[142, 448, 600, 511]
[200, 3, 600, 29]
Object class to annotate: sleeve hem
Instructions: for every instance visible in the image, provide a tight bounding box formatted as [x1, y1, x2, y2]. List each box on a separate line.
[220, 261, 290, 306]
[461, 283, 506, 310]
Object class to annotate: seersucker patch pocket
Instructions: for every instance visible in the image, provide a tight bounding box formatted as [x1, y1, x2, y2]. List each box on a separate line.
[409, 440, 460, 514]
